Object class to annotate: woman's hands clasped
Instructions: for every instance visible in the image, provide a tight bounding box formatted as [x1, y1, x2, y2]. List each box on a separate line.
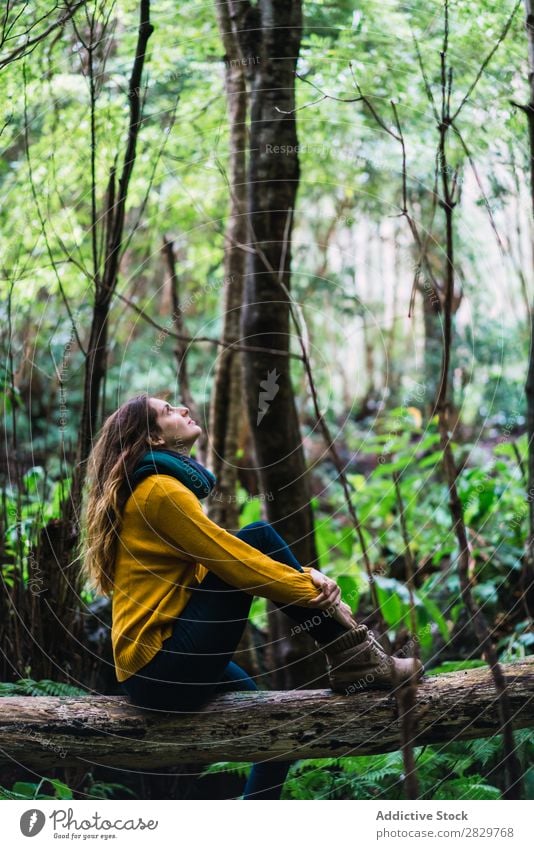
[307, 567, 356, 630]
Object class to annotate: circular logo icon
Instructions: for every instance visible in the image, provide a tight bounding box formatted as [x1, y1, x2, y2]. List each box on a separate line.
[20, 809, 46, 837]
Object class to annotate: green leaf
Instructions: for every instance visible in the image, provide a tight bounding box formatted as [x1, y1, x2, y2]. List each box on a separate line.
[417, 450, 444, 469]
[430, 660, 487, 675]
[337, 574, 359, 611]
[46, 779, 74, 800]
[418, 595, 449, 641]
[22, 466, 45, 494]
[417, 433, 441, 451]
[472, 582, 499, 606]
[11, 782, 41, 798]
[200, 762, 252, 779]
[434, 777, 500, 800]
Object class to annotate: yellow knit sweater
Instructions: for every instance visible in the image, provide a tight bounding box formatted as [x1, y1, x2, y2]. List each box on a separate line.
[111, 474, 321, 682]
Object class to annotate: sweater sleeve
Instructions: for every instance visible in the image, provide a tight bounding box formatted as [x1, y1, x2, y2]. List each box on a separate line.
[145, 477, 321, 607]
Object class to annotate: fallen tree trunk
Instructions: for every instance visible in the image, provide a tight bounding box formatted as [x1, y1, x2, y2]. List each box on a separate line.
[0, 660, 532, 770]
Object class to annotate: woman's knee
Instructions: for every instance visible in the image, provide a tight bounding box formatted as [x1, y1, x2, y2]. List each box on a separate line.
[236, 520, 273, 545]
[236, 521, 303, 572]
[238, 520, 271, 535]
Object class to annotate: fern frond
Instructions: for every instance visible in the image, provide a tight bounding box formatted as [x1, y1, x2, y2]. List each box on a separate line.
[0, 678, 89, 697]
[200, 761, 252, 779]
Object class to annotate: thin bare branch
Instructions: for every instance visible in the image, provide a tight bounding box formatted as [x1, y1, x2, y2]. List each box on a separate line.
[450, 0, 522, 124]
[451, 121, 505, 252]
[114, 291, 305, 361]
[0, 1, 86, 71]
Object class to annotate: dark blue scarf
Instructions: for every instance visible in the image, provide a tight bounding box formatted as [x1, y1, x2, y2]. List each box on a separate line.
[131, 448, 217, 500]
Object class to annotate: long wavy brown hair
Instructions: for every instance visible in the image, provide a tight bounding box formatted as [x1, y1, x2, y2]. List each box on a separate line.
[80, 392, 166, 598]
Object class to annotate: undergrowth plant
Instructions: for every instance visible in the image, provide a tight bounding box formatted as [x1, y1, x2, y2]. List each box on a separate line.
[201, 729, 534, 801]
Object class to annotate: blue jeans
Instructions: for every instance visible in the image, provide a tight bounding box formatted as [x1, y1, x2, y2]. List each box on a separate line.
[119, 520, 348, 799]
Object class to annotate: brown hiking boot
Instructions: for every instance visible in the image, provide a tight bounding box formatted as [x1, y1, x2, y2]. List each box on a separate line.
[315, 624, 424, 694]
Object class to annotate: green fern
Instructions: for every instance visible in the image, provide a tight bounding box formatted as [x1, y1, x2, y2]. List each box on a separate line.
[0, 678, 89, 697]
[515, 729, 534, 743]
[200, 761, 252, 779]
[465, 736, 502, 767]
[84, 780, 137, 799]
[282, 757, 399, 800]
[281, 734, 534, 800]
[434, 776, 501, 800]
[283, 763, 344, 800]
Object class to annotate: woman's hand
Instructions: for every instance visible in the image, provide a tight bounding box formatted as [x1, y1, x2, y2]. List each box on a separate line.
[307, 568, 356, 630]
[331, 599, 357, 630]
[307, 567, 341, 609]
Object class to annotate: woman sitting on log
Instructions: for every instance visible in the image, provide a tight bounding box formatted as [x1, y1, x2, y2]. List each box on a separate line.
[81, 393, 423, 798]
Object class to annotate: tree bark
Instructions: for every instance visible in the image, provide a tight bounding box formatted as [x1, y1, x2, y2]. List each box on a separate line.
[207, 0, 248, 530]
[522, 0, 534, 615]
[231, 0, 321, 689]
[414, 238, 461, 419]
[161, 236, 208, 466]
[0, 660, 532, 770]
[234, 0, 316, 568]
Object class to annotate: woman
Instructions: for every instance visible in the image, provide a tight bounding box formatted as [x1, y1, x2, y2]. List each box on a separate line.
[82, 393, 422, 800]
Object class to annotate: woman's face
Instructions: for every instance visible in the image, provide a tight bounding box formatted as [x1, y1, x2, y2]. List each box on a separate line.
[148, 398, 202, 454]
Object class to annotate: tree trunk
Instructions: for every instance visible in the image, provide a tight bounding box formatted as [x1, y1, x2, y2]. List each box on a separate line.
[232, 0, 321, 689]
[207, 0, 248, 530]
[522, 0, 534, 615]
[0, 660, 532, 770]
[161, 236, 208, 466]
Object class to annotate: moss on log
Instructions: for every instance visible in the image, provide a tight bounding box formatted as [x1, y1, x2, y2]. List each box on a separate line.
[0, 660, 532, 770]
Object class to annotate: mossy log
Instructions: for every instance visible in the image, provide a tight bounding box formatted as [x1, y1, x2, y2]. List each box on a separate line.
[0, 660, 532, 770]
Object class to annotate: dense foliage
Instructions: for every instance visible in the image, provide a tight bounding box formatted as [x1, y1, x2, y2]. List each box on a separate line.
[1, 0, 532, 801]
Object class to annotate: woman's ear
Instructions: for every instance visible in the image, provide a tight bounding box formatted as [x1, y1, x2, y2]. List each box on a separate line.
[148, 435, 165, 447]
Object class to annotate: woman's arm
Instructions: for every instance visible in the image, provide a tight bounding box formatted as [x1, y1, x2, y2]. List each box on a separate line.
[143, 477, 325, 607]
